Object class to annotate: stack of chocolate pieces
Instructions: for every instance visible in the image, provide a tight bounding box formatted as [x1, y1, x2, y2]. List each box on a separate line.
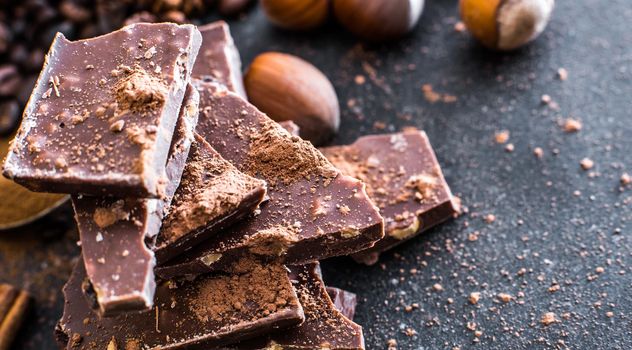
[2, 20, 457, 350]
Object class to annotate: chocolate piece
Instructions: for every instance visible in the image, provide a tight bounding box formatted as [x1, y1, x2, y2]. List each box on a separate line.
[155, 81, 384, 279]
[227, 264, 365, 350]
[154, 134, 267, 264]
[71, 85, 199, 316]
[279, 120, 300, 137]
[0, 284, 31, 350]
[326, 287, 357, 320]
[3, 23, 202, 197]
[321, 130, 457, 265]
[56, 259, 305, 350]
[192, 21, 247, 98]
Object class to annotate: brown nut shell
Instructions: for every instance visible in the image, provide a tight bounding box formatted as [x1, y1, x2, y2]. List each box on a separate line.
[0, 137, 68, 230]
[333, 0, 424, 41]
[261, 0, 330, 30]
[244, 52, 340, 146]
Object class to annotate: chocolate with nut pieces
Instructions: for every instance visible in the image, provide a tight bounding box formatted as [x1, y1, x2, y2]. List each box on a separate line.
[3, 23, 202, 198]
[155, 81, 384, 278]
[321, 130, 457, 265]
[55, 259, 304, 350]
[71, 84, 199, 317]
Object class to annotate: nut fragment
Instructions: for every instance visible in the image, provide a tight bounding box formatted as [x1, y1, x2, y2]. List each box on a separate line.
[333, 0, 424, 41]
[261, 0, 330, 30]
[244, 52, 340, 146]
[459, 0, 554, 50]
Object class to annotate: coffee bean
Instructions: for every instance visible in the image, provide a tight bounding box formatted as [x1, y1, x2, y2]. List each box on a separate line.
[0, 23, 10, 54]
[26, 49, 46, 72]
[17, 75, 38, 106]
[0, 65, 21, 97]
[59, 0, 93, 23]
[162, 10, 187, 24]
[124, 12, 158, 26]
[218, 0, 253, 16]
[9, 44, 30, 67]
[0, 100, 20, 137]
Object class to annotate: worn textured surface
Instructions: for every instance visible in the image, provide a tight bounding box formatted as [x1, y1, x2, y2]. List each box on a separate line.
[0, 0, 631, 348]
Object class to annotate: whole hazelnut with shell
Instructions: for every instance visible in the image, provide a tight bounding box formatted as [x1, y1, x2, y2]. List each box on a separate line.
[244, 52, 340, 146]
[333, 0, 425, 41]
[459, 0, 554, 50]
[260, 0, 330, 30]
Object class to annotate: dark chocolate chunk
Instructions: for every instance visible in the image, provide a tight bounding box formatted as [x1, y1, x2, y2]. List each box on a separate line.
[321, 130, 458, 265]
[192, 21, 247, 98]
[155, 81, 384, 279]
[327, 287, 357, 320]
[154, 133, 267, 264]
[3, 23, 202, 198]
[56, 259, 305, 350]
[227, 264, 365, 350]
[0, 284, 31, 350]
[71, 84, 199, 316]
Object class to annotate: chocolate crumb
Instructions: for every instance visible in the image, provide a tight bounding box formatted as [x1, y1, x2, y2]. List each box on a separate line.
[114, 68, 168, 113]
[93, 200, 130, 228]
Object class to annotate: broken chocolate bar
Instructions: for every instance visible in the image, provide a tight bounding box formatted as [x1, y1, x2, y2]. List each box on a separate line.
[226, 264, 365, 350]
[192, 21, 247, 98]
[321, 130, 457, 265]
[154, 133, 267, 264]
[155, 81, 384, 278]
[327, 287, 357, 320]
[71, 85, 199, 316]
[56, 259, 305, 350]
[3, 23, 202, 198]
[0, 284, 31, 350]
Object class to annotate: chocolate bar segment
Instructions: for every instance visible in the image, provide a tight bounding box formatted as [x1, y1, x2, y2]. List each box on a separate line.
[154, 134, 267, 264]
[327, 287, 357, 320]
[321, 130, 457, 265]
[193, 21, 247, 98]
[227, 264, 365, 350]
[0, 284, 31, 350]
[70, 85, 199, 316]
[155, 81, 384, 278]
[56, 259, 305, 350]
[3, 23, 202, 197]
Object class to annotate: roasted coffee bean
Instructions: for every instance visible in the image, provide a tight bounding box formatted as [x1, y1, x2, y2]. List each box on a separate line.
[0, 23, 10, 54]
[0, 65, 21, 97]
[124, 12, 158, 26]
[162, 10, 187, 23]
[59, 0, 93, 23]
[9, 44, 30, 67]
[26, 49, 45, 72]
[218, 0, 253, 16]
[39, 20, 75, 46]
[0, 99, 20, 137]
[17, 75, 38, 106]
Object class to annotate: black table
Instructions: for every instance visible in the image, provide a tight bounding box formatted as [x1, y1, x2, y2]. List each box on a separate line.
[2, 0, 631, 348]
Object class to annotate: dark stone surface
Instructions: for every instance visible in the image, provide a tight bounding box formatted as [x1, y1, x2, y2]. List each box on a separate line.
[1, 0, 631, 348]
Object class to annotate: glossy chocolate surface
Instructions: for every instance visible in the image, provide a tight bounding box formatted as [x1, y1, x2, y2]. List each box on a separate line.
[193, 21, 246, 98]
[321, 130, 457, 265]
[56, 260, 304, 350]
[155, 81, 384, 279]
[3, 23, 201, 197]
[70, 85, 199, 316]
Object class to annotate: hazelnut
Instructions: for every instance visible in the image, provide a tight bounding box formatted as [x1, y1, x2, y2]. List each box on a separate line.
[333, 0, 424, 41]
[244, 52, 340, 146]
[261, 0, 330, 30]
[459, 0, 554, 50]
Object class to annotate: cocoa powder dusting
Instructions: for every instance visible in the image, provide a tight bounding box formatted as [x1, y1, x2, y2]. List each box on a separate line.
[191, 264, 295, 323]
[247, 224, 301, 256]
[93, 200, 130, 228]
[246, 120, 337, 185]
[114, 67, 168, 113]
[160, 140, 265, 243]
